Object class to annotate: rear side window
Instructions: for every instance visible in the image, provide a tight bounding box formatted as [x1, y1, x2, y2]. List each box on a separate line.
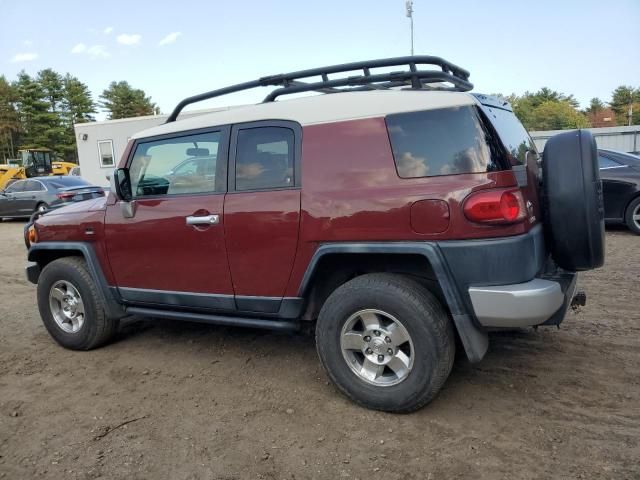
[598, 155, 621, 169]
[480, 106, 537, 166]
[235, 127, 294, 191]
[386, 106, 497, 178]
[23, 180, 44, 191]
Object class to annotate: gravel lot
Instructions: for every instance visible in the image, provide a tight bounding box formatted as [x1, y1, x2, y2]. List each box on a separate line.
[0, 220, 638, 480]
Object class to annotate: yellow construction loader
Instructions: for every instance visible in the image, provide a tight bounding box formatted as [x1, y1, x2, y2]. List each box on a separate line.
[0, 149, 77, 190]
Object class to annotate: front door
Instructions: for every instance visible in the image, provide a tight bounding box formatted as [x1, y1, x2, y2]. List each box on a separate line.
[223, 121, 302, 312]
[105, 128, 235, 311]
[0, 180, 25, 216]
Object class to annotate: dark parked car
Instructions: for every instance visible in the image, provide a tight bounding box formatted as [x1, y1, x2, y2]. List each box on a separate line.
[0, 176, 104, 220]
[599, 149, 640, 234]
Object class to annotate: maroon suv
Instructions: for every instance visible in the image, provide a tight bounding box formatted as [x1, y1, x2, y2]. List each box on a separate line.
[25, 57, 604, 412]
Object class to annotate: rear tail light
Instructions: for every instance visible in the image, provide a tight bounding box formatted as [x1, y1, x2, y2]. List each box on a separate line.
[56, 192, 76, 201]
[463, 188, 526, 224]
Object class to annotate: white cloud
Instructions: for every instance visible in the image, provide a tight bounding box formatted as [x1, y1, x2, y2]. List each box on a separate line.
[71, 43, 87, 54]
[71, 43, 110, 58]
[103, 26, 113, 34]
[116, 33, 141, 45]
[23, 40, 33, 46]
[158, 32, 181, 46]
[10, 52, 38, 63]
[87, 45, 110, 58]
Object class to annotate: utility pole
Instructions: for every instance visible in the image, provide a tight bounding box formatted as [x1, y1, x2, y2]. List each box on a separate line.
[406, 0, 414, 56]
[629, 91, 634, 127]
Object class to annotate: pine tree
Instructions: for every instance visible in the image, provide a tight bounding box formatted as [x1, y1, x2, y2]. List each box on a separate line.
[0, 76, 20, 161]
[14, 71, 64, 152]
[610, 86, 640, 126]
[99, 81, 158, 119]
[60, 74, 96, 161]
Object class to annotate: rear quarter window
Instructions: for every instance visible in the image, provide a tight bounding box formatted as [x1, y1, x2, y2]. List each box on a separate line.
[386, 106, 498, 178]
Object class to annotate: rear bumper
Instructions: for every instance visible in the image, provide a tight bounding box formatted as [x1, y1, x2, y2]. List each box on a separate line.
[469, 274, 577, 328]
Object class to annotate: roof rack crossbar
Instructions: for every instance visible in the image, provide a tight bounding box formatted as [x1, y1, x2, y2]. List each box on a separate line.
[262, 70, 471, 102]
[165, 55, 472, 123]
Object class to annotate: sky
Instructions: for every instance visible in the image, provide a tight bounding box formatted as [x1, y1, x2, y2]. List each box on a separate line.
[1, 0, 639, 120]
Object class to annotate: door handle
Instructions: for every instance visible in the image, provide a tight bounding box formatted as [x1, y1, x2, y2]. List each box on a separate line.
[186, 214, 219, 226]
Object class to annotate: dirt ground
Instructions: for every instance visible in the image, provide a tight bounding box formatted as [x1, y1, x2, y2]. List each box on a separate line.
[0, 220, 638, 480]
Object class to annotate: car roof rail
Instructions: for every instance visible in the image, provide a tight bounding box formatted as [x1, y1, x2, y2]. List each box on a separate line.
[165, 55, 473, 123]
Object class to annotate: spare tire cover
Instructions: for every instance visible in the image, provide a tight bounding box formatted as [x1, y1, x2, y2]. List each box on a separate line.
[542, 130, 604, 271]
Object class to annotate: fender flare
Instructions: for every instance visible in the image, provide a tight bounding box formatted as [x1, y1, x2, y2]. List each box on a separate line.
[298, 242, 488, 362]
[27, 242, 125, 320]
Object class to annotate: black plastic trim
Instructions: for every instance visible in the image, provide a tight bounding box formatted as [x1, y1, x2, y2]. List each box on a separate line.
[116, 286, 304, 319]
[27, 242, 126, 320]
[297, 241, 488, 362]
[119, 287, 236, 311]
[125, 307, 300, 332]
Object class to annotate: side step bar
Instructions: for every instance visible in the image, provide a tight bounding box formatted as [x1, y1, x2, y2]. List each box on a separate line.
[126, 307, 300, 332]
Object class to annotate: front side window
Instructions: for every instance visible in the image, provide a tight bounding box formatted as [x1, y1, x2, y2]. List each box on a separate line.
[98, 140, 115, 167]
[235, 127, 294, 191]
[129, 131, 222, 197]
[386, 106, 498, 178]
[5, 181, 25, 193]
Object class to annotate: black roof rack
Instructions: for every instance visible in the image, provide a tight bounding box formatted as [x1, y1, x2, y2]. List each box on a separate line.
[165, 55, 473, 123]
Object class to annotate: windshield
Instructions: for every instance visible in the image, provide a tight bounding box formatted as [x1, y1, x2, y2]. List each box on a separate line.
[479, 106, 538, 166]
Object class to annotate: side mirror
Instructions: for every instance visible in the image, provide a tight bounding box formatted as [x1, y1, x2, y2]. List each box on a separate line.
[111, 168, 132, 202]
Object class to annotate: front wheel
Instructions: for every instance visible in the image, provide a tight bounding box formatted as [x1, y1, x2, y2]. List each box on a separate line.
[625, 197, 640, 235]
[316, 273, 455, 413]
[37, 257, 119, 350]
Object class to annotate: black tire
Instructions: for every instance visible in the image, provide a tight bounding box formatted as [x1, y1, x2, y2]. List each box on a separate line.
[35, 202, 48, 213]
[542, 129, 605, 271]
[625, 196, 640, 235]
[316, 273, 455, 413]
[37, 257, 118, 350]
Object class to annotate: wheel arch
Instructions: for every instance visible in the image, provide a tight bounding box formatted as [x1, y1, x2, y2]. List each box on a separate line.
[298, 243, 488, 362]
[27, 242, 125, 319]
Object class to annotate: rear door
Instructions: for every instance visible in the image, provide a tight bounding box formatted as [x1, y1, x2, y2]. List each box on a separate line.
[224, 121, 301, 312]
[14, 180, 45, 214]
[105, 128, 236, 310]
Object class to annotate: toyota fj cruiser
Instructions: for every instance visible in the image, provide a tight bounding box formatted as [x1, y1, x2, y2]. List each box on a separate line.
[24, 57, 604, 412]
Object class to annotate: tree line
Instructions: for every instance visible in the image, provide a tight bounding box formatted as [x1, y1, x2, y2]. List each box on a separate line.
[502, 86, 640, 131]
[0, 67, 638, 162]
[0, 69, 158, 162]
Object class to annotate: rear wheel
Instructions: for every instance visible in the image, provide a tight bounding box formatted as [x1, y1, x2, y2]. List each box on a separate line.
[316, 273, 455, 413]
[37, 257, 119, 350]
[35, 202, 48, 213]
[625, 197, 640, 235]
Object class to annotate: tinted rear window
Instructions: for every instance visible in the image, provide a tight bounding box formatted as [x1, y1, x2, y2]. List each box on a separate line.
[48, 177, 91, 189]
[386, 106, 498, 178]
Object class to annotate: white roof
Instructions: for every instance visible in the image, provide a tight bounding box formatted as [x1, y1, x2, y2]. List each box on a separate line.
[132, 90, 477, 139]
